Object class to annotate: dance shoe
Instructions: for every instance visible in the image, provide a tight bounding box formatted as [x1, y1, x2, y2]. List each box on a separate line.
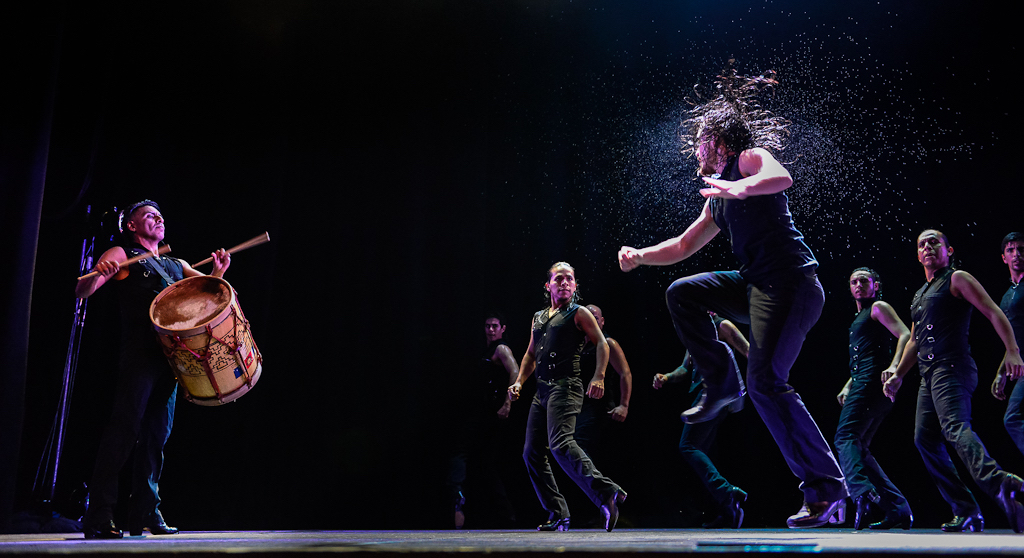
[601, 490, 627, 532]
[454, 491, 466, 529]
[726, 396, 745, 413]
[83, 519, 123, 539]
[787, 499, 846, 529]
[940, 513, 983, 533]
[868, 510, 913, 530]
[682, 389, 745, 424]
[997, 473, 1024, 533]
[853, 494, 880, 530]
[703, 487, 747, 529]
[537, 517, 570, 531]
[129, 511, 178, 536]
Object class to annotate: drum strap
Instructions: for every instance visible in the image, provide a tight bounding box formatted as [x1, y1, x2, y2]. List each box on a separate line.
[130, 247, 178, 287]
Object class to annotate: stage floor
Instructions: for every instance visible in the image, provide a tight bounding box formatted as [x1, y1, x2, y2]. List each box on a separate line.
[2, 529, 1024, 557]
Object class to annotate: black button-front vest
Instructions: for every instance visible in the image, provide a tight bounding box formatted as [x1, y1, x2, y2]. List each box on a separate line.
[532, 304, 586, 382]
[848, 300, 893, 381]
[911, 267, 973, 372]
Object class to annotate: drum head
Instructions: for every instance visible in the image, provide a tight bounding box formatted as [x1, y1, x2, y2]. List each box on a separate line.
[151, 276, 232, 331]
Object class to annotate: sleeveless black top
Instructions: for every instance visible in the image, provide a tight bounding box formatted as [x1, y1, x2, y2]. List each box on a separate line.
[849, 300, 893, 381]
[911, 267, 973, 373]
[474, 339, 513, 412]
[531, 304, 586, 382]
[116, 243, 184, 345]
[709, 155, 817, 286]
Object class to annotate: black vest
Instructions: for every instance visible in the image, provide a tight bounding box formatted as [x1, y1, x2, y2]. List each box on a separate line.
[911, 267, 973, 372]
[531, 304, 586, 382]
[473, 339, 512, 412]
[709, 155, 817, 286]
[848, 300, 893, 381]
[116, 243, 185, 345]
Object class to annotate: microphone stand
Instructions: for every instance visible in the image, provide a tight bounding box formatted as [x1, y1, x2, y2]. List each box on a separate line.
[32, 205, 102, 521]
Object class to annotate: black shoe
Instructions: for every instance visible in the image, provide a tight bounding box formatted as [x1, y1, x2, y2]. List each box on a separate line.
[454, 491, 466, 529]
[726, 396, 745, 413]
[601, 490, 627, 532]
[537, 517, 570, 531]
[129, 511, 178, 536]
[712, 485, 745, 528]
[853, 496, 868, 530]
[682, 389, 744, 424]
[997, 474, 1024, 533]
[868, 510, 913, 530]
[787, 499, 846, 529]
[940, 513, 983, 533]
[83, 519, 123, 539]
[704, 487, 746, 529]
[854, 494, 880, 530]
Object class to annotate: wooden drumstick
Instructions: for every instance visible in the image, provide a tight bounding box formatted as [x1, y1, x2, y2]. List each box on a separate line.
[192, 232, 271, 267]
[77, 245, 172, 280]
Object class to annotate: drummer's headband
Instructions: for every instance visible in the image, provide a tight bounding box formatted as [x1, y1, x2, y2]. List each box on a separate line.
[118, 199, 162, 234]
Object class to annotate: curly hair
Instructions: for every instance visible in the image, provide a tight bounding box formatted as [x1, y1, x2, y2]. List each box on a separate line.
[850, 267, 882, 298]
[544, 262, 581, 305]
[680, 60, 790, 159]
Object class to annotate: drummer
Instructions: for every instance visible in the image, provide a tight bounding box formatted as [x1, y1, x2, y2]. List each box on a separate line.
[75, 199, 230, 539]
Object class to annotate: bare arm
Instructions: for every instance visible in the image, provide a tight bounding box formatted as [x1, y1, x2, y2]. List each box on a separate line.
[74, 246, 128, 299]
[951, 270, 1024, 379]
[699, 148, 793, 200]
[576, 307, 610, 399]
[618, 199, 720, 271]
[508, 324, 537, 402]
[605, 338, 632, 422]
[883, 324, 918, 402]
[993, 359, 1009, 400]
[654, 354, 692, 389]
[872, 300, 912, 379]
[837, 377, 853, 406]
[494, 344, 519, 418]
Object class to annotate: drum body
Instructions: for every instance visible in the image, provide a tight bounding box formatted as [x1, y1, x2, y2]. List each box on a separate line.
[150, 276, 262, 405]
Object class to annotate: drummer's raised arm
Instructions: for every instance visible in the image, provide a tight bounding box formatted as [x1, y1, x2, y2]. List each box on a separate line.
[75, 246, 128, 299]
[182, 248, 231, 279]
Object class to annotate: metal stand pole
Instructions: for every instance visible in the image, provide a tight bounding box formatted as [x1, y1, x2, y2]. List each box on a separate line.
[33, 206, 95, 513]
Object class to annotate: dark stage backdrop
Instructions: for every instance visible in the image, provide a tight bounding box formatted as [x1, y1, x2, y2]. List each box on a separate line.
[7, 0, 1022, 531]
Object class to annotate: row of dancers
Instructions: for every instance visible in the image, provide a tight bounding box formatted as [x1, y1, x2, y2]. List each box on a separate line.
[450, 65, 1024, 533]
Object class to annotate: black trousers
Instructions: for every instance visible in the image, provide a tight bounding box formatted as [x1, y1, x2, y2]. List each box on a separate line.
[446, 407, 514, 524]
[523, 377, 620, 519]
[915, 362, 1008, 516]
[574, 398, 611, 462]
[665, 269, 847, 503]
[835, 376, 910, 513]
[84, 343, 176, 525]
[678, 384, 735, 507]
[1004, 378, 1024, 456]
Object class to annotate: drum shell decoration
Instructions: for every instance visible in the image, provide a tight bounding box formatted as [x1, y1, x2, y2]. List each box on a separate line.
[149, 276, 262, 405]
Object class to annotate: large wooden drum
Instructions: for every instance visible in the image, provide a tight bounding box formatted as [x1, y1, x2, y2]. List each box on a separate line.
[150, 276, 262, 405]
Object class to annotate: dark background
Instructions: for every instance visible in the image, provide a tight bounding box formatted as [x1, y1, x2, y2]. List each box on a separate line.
[4, 0, 1022, 531]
